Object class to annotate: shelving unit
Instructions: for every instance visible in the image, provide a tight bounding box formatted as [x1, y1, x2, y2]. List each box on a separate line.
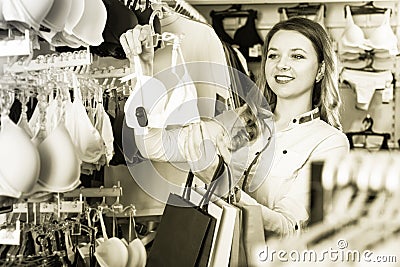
[188, 0, 393, 5]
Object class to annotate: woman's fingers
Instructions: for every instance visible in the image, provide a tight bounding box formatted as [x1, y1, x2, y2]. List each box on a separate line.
[119, 25, 153, 56]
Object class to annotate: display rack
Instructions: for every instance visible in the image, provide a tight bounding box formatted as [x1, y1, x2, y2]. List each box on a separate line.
[0, 30, 31, 57]
[3, 47, 92, 73]
[63, 186, 123, 198]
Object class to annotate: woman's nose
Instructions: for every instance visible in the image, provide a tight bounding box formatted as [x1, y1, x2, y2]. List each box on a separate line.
[276, 56, 290, 71]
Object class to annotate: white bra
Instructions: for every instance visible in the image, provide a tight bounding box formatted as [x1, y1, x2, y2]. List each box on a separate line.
[94, 210, 146, 267]
[125, 40, 200, 133]
[31, 122, 81, 193]
[26, 94, 81, 194]
[64, 76, 105, 164]
[0, 116, 40, 197]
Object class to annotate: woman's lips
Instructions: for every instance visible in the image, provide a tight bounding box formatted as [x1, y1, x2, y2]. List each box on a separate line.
[275, 75, 294, 84]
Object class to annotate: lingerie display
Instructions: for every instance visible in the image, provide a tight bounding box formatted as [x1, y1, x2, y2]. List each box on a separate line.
[0, 1, 399, 267]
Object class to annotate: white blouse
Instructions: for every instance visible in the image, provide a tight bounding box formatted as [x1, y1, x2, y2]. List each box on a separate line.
[134, 107, 350, 237]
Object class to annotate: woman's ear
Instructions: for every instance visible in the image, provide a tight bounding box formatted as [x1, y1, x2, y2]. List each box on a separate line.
[316, 61, 325, 83]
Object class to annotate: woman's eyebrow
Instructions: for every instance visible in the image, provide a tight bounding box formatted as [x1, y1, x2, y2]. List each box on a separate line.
[267, 47, 307, 53]
[291, 48, 307, 53]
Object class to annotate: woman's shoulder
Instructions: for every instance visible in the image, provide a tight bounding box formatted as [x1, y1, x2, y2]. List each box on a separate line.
[314, 120, 350, 148]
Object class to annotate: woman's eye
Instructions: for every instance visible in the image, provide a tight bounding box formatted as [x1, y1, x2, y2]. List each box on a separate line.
[267, 53, 278, 59]
[292, 54, 305, 59]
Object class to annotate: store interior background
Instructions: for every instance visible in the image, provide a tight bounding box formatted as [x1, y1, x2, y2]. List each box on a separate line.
[190, 0, 400, 146]
[0, 1, 399, 265]
[102, 0, 400, 219]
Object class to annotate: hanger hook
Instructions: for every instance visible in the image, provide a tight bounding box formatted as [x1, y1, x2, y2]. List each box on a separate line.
[362, 114, 374, 132]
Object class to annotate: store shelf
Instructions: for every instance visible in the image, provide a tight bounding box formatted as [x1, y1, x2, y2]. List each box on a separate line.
[188, 0, 392, 5]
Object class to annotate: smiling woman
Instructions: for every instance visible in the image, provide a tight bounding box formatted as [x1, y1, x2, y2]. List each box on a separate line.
[247, 17, 349, 237]
[123, 17, 349, 238]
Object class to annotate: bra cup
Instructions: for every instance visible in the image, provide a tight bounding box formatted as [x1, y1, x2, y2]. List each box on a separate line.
[127, 238, 147, 267]
[41, 0, 73, 32]
[342, 9, 366, 49]
[65, 97, 105, 163]
[0, 117, 40, 193]
[125, 75, 168, 129]
[95, 237, 129, 267]
[342, 24, 366, 48]
[72, 0, 107, 46]
[93, 0, 139, 59]
[3, 0, 54, 31]
[367, 10, 399, 55]
[0, 0, 8, 29]
[164, 72, 200, 126]
[37, 123, 81, 192]
[64, 0, 85, 34]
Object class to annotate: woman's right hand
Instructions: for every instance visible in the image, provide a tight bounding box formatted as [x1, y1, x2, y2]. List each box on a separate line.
[120, 24, 154, 76]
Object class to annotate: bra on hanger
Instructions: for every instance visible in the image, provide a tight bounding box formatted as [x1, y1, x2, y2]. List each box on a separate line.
[2, 0, 54, 32]
[0, 116, 40, 198]
[232, 10, 264, 62]
[26, 84, 82, 194]
[91, 0, 139, 59]
[30, 122, 81, 193]
[64, 76, 105, 164]
[340, 6, 398, 56]
[71, 0, 107, 46]
[279, 3, 326, 30]
[124, 39, 200, 131]
[211, 7, 263, 62]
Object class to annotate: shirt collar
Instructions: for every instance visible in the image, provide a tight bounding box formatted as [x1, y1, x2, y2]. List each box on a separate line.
[293, 107, 320, 125]
[278, 107, 320, 132]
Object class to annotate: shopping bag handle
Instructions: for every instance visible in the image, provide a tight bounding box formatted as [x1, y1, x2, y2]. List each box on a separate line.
[182, 155, 225, 212]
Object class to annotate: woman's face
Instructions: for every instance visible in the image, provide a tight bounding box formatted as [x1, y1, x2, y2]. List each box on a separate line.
[265, 30, 319, 101]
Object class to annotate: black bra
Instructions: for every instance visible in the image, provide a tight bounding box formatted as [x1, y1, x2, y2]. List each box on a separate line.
[92, 0, 139, 59]
[91, 0, 162, 60]
[211, 10, 263, 62]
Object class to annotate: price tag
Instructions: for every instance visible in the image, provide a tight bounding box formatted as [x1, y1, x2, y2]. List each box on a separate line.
[39, 203, 57, 213]
[0, 220, 20, 245]
[382, 83, 393, 104]
[249, 44, 262, 58]
[59, 201, 83, 213]
[12, 203, 28, 213]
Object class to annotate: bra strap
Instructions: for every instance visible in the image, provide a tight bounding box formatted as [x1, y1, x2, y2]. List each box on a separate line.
[71, 73, 83, 102]
[171, 36, 189, 75]
[314, 4, 325, 27]
[345, 6, 355, 26]
[98, 210, 109, 240]
[279, 8, 288, 21]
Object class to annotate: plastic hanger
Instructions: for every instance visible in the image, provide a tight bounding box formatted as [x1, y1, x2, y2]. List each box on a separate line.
[278, 3, 325, 18]
[345, 2, 389, 18]
[346, 115, 391, 150]
[210, 5, 256, 19]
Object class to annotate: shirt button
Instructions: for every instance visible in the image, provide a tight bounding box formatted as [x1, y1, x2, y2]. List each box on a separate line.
[283, 150, 287, 154]
[293, 119, 297, 123]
